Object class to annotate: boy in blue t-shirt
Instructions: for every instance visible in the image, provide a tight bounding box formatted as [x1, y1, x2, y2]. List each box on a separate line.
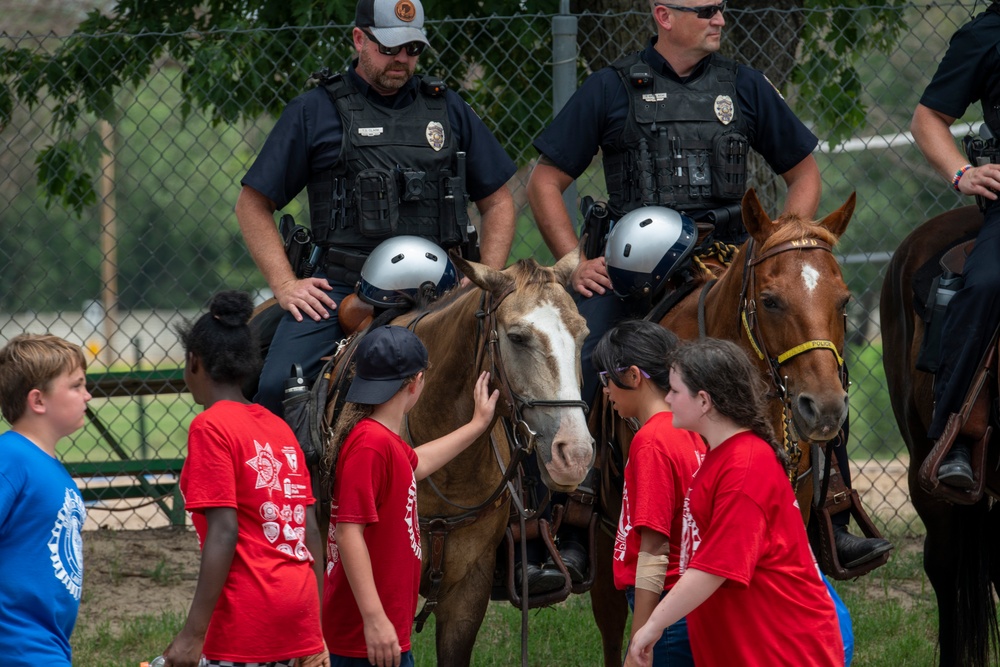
[0, 334, 92, 666]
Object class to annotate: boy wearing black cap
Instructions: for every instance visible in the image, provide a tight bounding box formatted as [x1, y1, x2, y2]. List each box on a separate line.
[322, 325, 498, 667]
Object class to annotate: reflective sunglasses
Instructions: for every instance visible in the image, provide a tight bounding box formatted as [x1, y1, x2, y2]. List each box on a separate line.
[598, 367, 651, 387]
[656, 1, 727, 19]
[362, 29, 426, 57]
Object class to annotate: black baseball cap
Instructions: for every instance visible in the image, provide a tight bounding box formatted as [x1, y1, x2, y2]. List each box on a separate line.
[346, 325, 429, 405]
[355, 0, 430, 48]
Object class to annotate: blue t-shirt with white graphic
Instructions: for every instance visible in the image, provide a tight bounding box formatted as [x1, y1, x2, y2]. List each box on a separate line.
[0, 430, 85, 666]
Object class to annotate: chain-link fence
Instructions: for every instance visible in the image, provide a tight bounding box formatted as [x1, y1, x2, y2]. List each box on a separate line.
[0, 2, 983, 531]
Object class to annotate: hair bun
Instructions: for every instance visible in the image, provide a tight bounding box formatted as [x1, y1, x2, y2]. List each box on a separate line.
[209, 290, 254, 328]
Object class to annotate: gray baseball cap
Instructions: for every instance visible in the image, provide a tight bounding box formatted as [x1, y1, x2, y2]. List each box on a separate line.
[355, 0, 430, 48]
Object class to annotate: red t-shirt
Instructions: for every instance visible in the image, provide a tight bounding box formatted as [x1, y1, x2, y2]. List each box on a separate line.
[613, 412, 705, 591]
[323, 418, 422, 658]
[680, 431, 843, 666]
[180, 401, 323, 662]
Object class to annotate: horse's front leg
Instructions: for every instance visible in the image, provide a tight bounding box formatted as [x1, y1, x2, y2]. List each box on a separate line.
[423, 514, 507, 667]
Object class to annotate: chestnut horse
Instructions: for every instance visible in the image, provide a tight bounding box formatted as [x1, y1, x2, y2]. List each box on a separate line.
[589, 189, 856, 666]
[880, 204, 1000, 667]
[390, 253, 595, 665]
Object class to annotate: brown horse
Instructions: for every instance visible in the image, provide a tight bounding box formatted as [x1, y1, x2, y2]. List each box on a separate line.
[390, 252, 595, 666]
[589, 189, 856, 665]
[880, 204, 1000, 667]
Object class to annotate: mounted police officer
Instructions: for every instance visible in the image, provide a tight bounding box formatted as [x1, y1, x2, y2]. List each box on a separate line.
[526, 0, 890, 574]
[911, 0, 1000, 489]
[236, 0, 516, 417]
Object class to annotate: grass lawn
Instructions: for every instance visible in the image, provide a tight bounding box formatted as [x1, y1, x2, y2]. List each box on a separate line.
[73, 533, 942, 667]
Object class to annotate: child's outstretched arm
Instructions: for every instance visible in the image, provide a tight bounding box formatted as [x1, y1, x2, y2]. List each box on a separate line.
[336, 522, 401, 667]
[625, 568, 725, 667]
[163, 507, 238, 667]
[414, 371, 499, 480]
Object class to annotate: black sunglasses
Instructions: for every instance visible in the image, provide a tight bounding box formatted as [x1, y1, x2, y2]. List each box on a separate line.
[598, 367, 651, 388]
[656, 1, 726, 19]
[362, 29, 426, 57]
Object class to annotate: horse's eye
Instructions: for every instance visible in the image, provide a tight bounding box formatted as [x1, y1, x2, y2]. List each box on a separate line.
[761, 295, 780, 310]
[507, 332, 526, 345]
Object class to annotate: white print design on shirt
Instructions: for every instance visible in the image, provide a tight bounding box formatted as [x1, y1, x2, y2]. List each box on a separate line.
[49, 488, 86, 600]
[613, 483, 631, 563]
[405, 474, 421, 559]
[282, 446, 299, 473]
[246, 440, 283, 491]
[327, 503, 340, 575]
[679, 491, 702, 574]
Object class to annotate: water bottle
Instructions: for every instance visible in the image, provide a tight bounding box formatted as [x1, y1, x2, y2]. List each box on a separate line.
[283, 363, 309, 401]
[917, 270, 963, 373]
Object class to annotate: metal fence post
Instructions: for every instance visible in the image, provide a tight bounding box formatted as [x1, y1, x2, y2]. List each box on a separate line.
[552, 1, 579, 223]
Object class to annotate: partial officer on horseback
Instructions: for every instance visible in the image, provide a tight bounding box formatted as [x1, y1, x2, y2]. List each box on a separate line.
[236, 0, 516, 417]
[526, 0, 890, 576]
[911, 0, 1000, 489]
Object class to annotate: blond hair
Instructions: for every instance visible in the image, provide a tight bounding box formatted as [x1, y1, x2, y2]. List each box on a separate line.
[0, 334, 87, 424]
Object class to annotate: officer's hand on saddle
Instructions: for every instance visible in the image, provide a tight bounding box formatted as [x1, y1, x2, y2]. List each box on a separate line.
[274, 276, 336, 322]
[571, 256, 613, 298]
[957, 163, 1000, 200]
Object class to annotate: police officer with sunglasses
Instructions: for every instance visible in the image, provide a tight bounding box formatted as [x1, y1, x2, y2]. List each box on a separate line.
[236, 0, 516, 419]
[527, 0, 890, 579]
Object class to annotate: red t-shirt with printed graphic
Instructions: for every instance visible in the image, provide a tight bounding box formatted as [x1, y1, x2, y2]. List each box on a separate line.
[613, 411, 705, 591]
[323, 418, 422, 658]
[180, 400, 323, 662]
[680, 430, 842, 666]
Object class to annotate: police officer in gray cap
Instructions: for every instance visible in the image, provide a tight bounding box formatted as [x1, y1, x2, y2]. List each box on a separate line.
[236, 0, 517, 419]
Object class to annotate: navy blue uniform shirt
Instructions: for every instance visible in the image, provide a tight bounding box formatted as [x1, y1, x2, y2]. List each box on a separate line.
[919, 7, 1000, 120]
[534, 38, 818, 182]
[242, 63, 516, 210]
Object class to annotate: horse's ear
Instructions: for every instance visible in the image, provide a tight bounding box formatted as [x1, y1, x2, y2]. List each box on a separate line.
[741, 188, 777, 243]
[553, 241, 582, 288]
[816, 192, 855, 240]
[450, 253, 514, 294]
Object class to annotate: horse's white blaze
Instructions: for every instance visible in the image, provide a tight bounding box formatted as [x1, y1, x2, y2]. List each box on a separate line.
[525, 302, 593, 481]
[526, 303, 580, 402]
[801, 264, 820, 292]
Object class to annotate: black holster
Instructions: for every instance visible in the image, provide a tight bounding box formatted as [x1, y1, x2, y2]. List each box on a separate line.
[580, 196, 610, 260]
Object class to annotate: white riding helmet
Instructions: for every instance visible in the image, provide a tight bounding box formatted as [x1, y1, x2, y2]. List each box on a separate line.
[358, 236, 459, 306]
[605, 206, 697, 299]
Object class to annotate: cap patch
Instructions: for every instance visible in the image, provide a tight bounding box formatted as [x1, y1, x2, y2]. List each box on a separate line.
[395, 0, 417, 22]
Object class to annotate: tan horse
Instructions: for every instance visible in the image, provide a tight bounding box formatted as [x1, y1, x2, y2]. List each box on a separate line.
[392, 252, 594, 665]
[589, 189, 856, 666]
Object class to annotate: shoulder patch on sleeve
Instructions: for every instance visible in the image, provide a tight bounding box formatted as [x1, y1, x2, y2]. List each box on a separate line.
[762, 74, 785, 100]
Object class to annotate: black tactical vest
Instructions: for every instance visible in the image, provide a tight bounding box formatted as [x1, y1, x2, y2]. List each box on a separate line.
[603, 53, 750, 218]
[308, 72, 470, 254]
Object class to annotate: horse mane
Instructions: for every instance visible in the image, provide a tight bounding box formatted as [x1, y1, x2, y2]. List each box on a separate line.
[759, 215, 840, 252]
[407, 257, 558, 316]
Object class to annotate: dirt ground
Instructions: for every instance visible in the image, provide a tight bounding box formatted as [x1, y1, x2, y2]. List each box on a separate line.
[79, 526, 200, 632]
